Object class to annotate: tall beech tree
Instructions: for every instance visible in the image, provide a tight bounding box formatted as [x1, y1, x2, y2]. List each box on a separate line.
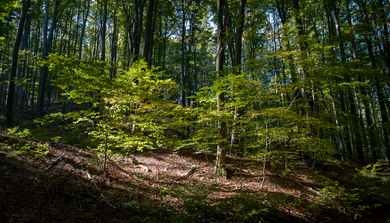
[36, 0, 60, 118]
[215, 0, 227, 172]
[230, 0, 246, 154]
[142, 0, 155, 64]
[6, 0, 30, 127]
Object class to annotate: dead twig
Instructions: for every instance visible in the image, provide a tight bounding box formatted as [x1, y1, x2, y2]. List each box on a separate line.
[45, 156, 64, 172]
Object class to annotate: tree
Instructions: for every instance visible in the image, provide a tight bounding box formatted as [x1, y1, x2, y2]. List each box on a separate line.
[142, 0, 155, 65]
[36, 0, 60, 118]
[6, 0, 31, 127]
[230, 0, 246, 154]
[215, 0, 227, 172]
[43, 55, 176, 170]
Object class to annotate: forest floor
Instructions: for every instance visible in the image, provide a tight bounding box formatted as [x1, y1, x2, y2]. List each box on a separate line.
[0, 108, 390, 222]
[0, 134, 390, 222]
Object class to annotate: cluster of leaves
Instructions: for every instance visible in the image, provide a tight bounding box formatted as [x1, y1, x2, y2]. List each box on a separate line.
[37, 54, 177, 160]
[358, 160, 390, 177]
[0, 127, 49, 159]
[313, 171, 390, 219]
[183, 69, 336, 167]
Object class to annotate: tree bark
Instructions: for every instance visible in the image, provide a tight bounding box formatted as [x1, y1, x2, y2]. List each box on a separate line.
[37, 0, 59, 118]
[230, 0, 246, 154]
[331, 0, 363, 162]
[6, 0, 30, 127]
[142, 0, 155, 64]
[215, 0, 227, 171]
[347, 0, 376, 162]
[101, 0, 107, 61]
[79, 0, 91, 60]
[110, 0, 118, 79]
[181, 0, 186, 106]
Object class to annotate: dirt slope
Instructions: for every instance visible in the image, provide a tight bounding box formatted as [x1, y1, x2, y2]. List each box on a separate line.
[0, 134, 389, 222]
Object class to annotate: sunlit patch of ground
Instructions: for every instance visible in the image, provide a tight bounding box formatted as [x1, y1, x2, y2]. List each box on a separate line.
[0, 133, 389, 222]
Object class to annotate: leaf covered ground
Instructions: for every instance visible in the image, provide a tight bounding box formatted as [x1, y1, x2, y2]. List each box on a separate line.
[1, 131, 390, 223]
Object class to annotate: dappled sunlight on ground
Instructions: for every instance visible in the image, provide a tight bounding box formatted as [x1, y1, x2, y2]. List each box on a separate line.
[0, 133, 389, 222]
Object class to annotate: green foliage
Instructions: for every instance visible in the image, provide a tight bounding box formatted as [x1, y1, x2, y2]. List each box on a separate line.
[0, 132, 50, 159]
[316, 175, 389, 219]
[229, 192, 270, 222]
[358, 159, 390, 176]
[185, 68, 336, 167]
[40, 54, 177, 164]
[0, 0, 18, 20]
[4, 127, 32, 139]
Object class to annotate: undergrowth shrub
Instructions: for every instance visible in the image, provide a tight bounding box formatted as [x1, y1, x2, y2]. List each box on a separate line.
[36, 55, 177, 169]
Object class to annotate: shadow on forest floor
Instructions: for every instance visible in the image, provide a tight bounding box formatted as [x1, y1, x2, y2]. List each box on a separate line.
[0, 128, 390, 222]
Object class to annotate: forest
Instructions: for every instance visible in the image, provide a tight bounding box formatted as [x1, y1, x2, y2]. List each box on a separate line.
[0, 0, 390, 222]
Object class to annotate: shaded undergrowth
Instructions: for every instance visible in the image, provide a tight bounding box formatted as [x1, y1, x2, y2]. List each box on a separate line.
[0, 128, 390, 222]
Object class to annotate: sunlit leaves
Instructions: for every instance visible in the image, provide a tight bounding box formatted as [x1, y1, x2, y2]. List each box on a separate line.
[42, 55, 177, 156]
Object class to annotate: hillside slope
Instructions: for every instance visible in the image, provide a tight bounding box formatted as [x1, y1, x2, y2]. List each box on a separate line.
[0, 134, 389, 222]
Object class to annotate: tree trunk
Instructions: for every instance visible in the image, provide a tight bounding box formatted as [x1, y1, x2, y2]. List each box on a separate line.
[101, 0, 107, 61]
[6, 0, 30, 127]
[73, 0, 82, 55]
[347, 0, 376, 162]
[110, 0, 118, 79]
[215, 0, 227, 171]
[162, 14, 168, 71]
[181, 0, 186, 106]
[37, 0, 59, 118]
[30, 0, 42, 119]
[79, 0, 91, 60]
[230, 0, 246, 154]
[142, 0, 155, 64]
[16, 10, 32, 111]
[331, 0, 363, 162]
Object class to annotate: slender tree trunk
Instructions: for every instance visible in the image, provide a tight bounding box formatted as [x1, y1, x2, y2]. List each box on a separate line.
[162, 14, 168, 70]
[230, 0, 246, 154]
[181, 0, 186, 106]
[276, 0, 300, 106]
[331, 0, 363, 162]
[79, 0, 91, 60]
[122, 0, 133, 62]
[215, 0, 227, 172]
[30, 0, 41, 119]
[148, 0, 158, 65]
[0, 19, 3, 67]
[0, 19, 4, 108]
[134, 0, 146, 62]
[293, 0, 312, 119]
[73, 0, 82, 55]
[378, 0, 390, 75]
[347, 0, 376, 162]
[16, 10, 32, 111]
[101, 0, 107, 61]
[6, 0, 30, 127]
[110, 0, 118, 79]
[37, 0, 59, 118]
[366, 30, 390, 160]
[59, 8, 70, 55]
[142, 0, 154, 64]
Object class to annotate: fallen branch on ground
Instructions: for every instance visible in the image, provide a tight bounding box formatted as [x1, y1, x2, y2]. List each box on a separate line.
[174, 166, 197, 181]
